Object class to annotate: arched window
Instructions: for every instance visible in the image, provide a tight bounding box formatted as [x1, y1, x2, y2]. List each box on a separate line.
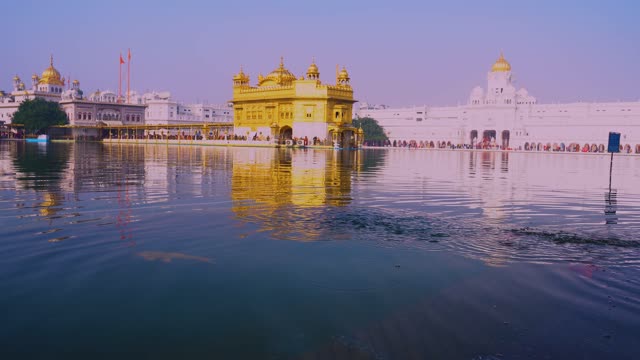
[88, 113, 92, 120]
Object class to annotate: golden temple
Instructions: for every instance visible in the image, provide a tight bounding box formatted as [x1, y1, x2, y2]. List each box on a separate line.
[231, 58, 362, 148]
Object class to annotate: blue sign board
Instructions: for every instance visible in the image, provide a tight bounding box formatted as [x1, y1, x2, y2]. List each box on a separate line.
[608, 132, 621, 153]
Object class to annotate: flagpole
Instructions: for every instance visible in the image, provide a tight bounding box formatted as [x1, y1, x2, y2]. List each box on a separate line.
[127, 49, 131, 104]
[119, 53, 123, 103]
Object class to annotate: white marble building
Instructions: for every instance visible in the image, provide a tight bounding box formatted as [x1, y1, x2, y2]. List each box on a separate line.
[358, 53, 640, 153]
[143, 91, 233, 126]
[0, 56, 146, 134]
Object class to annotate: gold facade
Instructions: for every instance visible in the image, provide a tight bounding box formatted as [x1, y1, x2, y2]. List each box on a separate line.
[231, 58, 362, 148]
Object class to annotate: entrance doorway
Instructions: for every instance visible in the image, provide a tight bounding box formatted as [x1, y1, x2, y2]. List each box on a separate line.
[470, 130, 478, 146]
[280, 126, 292, 141]
[501, 130, 510, 149]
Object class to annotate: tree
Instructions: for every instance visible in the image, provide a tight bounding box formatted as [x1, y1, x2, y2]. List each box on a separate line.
[352, 117, 388, 142]
[11, 98, 68, 135]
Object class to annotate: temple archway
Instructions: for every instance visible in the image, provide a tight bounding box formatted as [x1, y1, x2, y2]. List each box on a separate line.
[280, 126, 292, 141]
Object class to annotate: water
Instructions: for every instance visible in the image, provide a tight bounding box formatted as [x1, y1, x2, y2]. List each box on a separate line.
[1, 141, 639, 359]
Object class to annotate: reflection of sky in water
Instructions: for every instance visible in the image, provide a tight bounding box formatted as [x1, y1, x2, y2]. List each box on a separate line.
[1, 142, 639, 359]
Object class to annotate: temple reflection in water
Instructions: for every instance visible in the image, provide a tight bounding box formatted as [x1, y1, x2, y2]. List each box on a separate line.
[231, 148, 360, 240]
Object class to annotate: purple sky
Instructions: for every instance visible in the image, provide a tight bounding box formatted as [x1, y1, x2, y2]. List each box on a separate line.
[3, 0, 639, 106]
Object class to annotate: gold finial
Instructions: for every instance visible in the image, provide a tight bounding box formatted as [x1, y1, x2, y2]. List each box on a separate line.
[280, 56, 284, 68]
[50, 54, 53, 66]
[312, 56, 316, 64]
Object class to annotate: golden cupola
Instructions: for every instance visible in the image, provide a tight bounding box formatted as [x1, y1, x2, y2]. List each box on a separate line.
[39, 55, 65, 86]
[306, 59, 320, 80]
[258, 57, 297, 87]
[491, 52, 512, 72]
[233, 66, 250, 86]
[337, 66, 350, 85]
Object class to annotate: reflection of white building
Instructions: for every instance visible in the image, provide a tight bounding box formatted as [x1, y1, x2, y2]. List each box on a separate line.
[143, 91, 233, 125]
[358, 53, 640, 153]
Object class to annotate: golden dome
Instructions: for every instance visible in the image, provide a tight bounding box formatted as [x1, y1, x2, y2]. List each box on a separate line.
[491, 52, 511, 72]
[259, 57, 297, 87]
[73, 79, 79, 84]
[307, 59, 319, 76]
[32, 73, 39, 80]
[13, 75, 20, 81]
[233, 66, 246, 80]
[39, 55, 65, 86]
[338, 66, 350, 81]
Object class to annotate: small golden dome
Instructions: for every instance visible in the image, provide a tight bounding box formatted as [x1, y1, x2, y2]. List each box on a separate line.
[233, 66, 249, 83]
[73, 79, 79, 84]
[13, 75, 20, 81]
[39, 55, 65, 86]
[491, 52, 511, 72]
[338, 66, 350, 80]
[32, 73, 39, 80]
[307, 60, 319, 74]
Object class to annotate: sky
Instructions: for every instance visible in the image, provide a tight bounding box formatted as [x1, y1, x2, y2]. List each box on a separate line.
[3, 0, 639, 107]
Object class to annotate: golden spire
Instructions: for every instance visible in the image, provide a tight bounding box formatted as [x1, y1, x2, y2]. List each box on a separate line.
[50, 54, 54, 66]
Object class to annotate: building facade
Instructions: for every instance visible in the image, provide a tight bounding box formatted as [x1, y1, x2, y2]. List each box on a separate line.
[231, 58, 361, 147]
[143, 91, 232, 126]
[358, 53, 640, 153]
[0, 56, 146, 139]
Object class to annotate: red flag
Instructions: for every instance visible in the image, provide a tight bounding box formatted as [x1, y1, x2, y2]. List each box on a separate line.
[120, 54, 125, 64]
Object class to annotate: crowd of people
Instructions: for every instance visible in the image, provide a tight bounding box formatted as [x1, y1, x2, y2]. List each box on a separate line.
[363, 138, 640, 154]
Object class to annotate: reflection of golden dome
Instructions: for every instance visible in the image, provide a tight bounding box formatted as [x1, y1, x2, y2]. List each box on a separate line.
[491, 52, 511, 72]
[259, 57, 297, 87]
[39, 55, 65, 86]
[39, 192, 60, 217]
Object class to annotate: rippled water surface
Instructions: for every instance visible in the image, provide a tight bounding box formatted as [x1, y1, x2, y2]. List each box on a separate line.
[1, 142, 639, 359]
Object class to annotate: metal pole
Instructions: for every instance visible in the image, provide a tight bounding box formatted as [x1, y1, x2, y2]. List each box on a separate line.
[609, 151, 614, 193]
